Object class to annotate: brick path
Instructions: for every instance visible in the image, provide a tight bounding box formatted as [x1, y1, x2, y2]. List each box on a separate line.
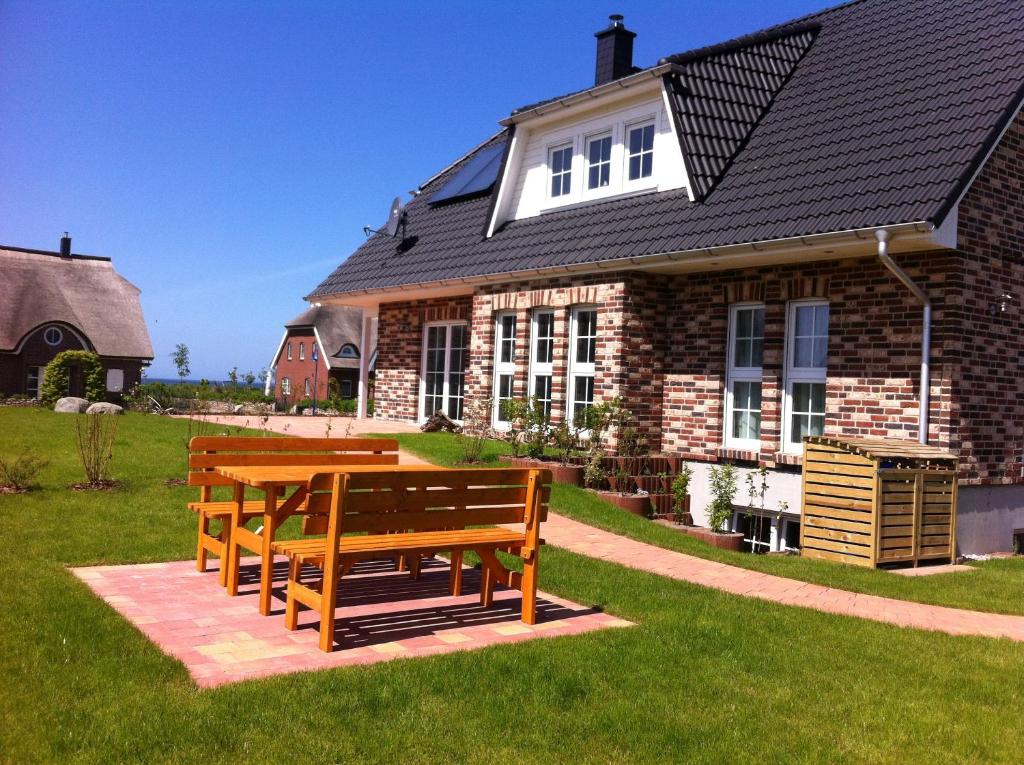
[73, 557, 629, 687]
[534, 513, 1024, 642]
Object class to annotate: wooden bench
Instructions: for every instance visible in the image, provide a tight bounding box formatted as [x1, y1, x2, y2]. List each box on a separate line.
[272, 467, 550, 652]
[187, 436, 399, 584]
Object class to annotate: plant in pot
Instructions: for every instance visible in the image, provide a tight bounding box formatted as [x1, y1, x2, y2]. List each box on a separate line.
[584, 453, 607, 490]
[501, 397, 530, 459]
[545, 418, 585, 485]
[688, 462, 744, 551]
[523, 398, 549, 462]
[743, 466, 770, 554]
[597, 414, 651, 516]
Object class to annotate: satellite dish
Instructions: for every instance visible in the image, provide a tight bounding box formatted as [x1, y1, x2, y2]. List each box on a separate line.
[385, 196, 405, 237]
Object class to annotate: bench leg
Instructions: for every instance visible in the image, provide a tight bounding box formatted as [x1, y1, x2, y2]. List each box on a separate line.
[448, 550, 463, 596]
[285, 557, 301, 631]
[521, 552, 539, 625]
[409, 553, 422, 580]
[196, 514, 210, 572]
[480, 559, 495, 608]
[217, 519, 231, 587]
[319, 561, 340, 653]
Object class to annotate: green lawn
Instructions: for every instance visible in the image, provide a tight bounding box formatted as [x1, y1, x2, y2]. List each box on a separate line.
[382, 432, 1024, 617]
[2, 408, 1023, 763]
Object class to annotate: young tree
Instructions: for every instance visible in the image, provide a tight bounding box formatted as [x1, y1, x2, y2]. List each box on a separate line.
[227, 366, 239, 387]
[171, 344, 191, 383]
[243, 370, 256, 388]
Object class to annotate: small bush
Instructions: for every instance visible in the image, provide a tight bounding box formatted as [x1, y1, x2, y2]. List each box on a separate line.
[74, 413, 118, 484]
[456, 398, 494, 464]
[707, 463, 738, 533]
[0, 453, 49, 491]
[40, 351, 105, 405]
[672, 463, 693, 524]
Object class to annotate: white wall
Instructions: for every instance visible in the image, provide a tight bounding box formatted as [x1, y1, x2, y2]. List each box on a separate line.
[685, 461, 804, 528]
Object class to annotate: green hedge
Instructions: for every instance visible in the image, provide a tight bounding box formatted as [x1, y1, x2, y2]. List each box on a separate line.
[39, 351, 105, 405]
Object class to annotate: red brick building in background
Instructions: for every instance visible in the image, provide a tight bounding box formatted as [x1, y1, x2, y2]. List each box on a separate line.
[0, 237, 153, 399]
[306, 1, 1024, 553]
[267, 304, 366, 405]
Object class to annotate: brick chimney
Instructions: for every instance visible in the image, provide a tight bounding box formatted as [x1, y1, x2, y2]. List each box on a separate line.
[594, 14, 636, 86]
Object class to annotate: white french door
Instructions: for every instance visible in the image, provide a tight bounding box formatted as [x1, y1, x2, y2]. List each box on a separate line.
[420, 322, 468, 421]
[567, 307, 597, 425]
[492, 312, 517, 428]
[529, 310, 555, 421]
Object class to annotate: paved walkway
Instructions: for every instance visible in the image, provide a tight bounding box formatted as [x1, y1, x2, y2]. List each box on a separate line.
[535, 513, 1024, 642]
[182, 416, 1024, 642]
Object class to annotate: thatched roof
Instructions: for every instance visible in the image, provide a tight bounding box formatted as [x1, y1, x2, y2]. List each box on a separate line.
[0, 246, 154, 359]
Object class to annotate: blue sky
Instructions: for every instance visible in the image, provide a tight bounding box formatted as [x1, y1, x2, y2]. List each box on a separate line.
[0, 0, 824, 379]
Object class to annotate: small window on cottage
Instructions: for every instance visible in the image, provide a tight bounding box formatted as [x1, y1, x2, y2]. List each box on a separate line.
[299, 342, 305, 360]
[341, 379, 353, 398]
[304, 378, 311, 397]
[586, 134, 612, 190]
[287, 343, 292, 361]
[725, 304, 765, 449]
[784, 301, 829, 452]
[281, 377, 291, 395]
[43, 326, 63, 346]
[26, 366, 44, 399]
[627, 123, 655, 181]
[106, 368, 124, 393]
[338, 343, 359, 359]
[549, 145, 573, 198]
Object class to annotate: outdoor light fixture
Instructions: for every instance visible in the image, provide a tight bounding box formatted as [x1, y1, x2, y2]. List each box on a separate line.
[989, 292, 1015, 315]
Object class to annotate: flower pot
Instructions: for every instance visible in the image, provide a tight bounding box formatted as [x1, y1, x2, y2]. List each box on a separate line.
[597, 490, 651, 516]
[547, 462, 584, 486]
[507, 456, 539, 469]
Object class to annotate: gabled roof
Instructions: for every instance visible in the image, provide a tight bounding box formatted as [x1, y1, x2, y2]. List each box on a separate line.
[0, 245, 154, 359]
[283, 304, 362, 369]
[310, 0, 1024, 299]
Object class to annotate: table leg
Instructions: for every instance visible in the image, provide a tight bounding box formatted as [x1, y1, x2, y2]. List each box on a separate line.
[225, 480, 245, 595]
[258, 486, 279, 616]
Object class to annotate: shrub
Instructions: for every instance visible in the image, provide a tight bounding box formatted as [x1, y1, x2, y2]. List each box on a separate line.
[707, 463, 738, 533]
[74, 413, 118, 484]
[672, 463, 693, 524]
[551, 419, 581, 464]
[0, 452, 49, 491]
[455, 397, 494, 464]
[40, 351, 105, 405]
[584, 454, 607, 489]
[500, 398, 530, 457]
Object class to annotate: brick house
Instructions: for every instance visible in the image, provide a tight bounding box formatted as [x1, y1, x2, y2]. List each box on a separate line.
[0, 237, 153, 399]
[308, 0, 1024, 554]
[266, 304, 366, 404]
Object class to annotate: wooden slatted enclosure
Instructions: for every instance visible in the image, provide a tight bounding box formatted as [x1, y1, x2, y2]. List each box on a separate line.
[800, 436, 958, 568]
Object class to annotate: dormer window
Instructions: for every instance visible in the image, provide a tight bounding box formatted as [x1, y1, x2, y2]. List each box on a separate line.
[586, 134, 612, 190]
[627, 122, 654, 181]
[549, 145, 573, 197]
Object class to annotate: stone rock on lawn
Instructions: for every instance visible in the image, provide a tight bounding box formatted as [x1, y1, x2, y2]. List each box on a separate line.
[86, 402, 124, 415]
[54, 397, 90, 413]
[233, 404, 244, 414]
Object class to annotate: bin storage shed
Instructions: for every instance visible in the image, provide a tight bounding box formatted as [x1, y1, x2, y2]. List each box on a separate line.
[800, 437, 958, 567]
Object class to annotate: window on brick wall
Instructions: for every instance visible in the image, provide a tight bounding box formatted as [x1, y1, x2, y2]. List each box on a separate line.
[281, 377, 291, 395]
[492, 312, 517, 428]
[421, 322, 468, 421]
[783, 301, 829, 453]
[725, 304, 765, 450]
[287, 343, 292, 361]
[568, 307, 597, 424]
[299, 342, 305, 360]
[530, 310, 555, 422]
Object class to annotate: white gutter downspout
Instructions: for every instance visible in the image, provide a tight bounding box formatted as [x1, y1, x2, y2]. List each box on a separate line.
[875, 229, 931, 444]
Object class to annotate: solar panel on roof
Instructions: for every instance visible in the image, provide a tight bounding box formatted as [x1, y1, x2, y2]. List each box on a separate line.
[430, 141, 507, 204]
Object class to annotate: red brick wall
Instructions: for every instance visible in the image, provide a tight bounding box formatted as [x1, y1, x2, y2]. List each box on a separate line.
[374, 296, 473, 421]
[953, 111, 1024, 485]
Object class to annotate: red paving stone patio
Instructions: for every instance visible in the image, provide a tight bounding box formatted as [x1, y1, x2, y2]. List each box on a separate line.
[72, 556, 630, 688]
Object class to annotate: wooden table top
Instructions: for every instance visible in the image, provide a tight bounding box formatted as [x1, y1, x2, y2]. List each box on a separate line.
[216, 463, 441, 488]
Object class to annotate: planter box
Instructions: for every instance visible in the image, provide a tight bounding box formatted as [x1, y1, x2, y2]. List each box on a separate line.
[596, 490, 651, 517]
[651, 494, 691, 524]
[507, 457, 583, 486]
[683, 526, 744, 552]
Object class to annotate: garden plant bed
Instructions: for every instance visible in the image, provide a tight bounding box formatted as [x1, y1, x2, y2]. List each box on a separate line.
[653, 519, 744, 552]
[507, 456, 583, 486]
[596, 490, 650, 516]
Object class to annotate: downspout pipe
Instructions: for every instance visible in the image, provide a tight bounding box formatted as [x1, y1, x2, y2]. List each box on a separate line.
[875, 229, 931, 444]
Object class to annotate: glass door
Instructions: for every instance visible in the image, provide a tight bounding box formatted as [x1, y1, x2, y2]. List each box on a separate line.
[492, 313, 517, 428]
[529, 310, 555, 421]
[422, 323, 467, 421]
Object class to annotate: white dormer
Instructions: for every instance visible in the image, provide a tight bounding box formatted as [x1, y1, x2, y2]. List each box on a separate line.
[486, 69, 693, 236]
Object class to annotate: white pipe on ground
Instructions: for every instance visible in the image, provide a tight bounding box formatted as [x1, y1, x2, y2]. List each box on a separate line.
[875, 229, 931, 444]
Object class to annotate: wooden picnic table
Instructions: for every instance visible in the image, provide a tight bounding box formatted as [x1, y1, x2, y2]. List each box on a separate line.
[217, 463, 444, 616]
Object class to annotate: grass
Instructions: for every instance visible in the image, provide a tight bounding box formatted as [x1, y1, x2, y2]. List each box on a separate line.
[2, 408, 1023, 763]
[381, 432, 1024, 617]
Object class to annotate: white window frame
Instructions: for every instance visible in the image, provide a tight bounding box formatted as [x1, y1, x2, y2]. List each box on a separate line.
[548, 143, 574, 200]
[281, 377, 291, 396]
[624, 119, 656, 187]
[418, 320, 469, 423]
[724, 303, 765, 451]
[782, 300, 830, 454]
[43, 326, 64, 346]
[584, 131, 613, 192]
[287, 343, 292, 361]
[26, 366, 44, 399]
[529, 309, 555, 422]
[299, 342, 305, 361]
[491, 312, 518, 429]
[567, 306, 598, 425]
